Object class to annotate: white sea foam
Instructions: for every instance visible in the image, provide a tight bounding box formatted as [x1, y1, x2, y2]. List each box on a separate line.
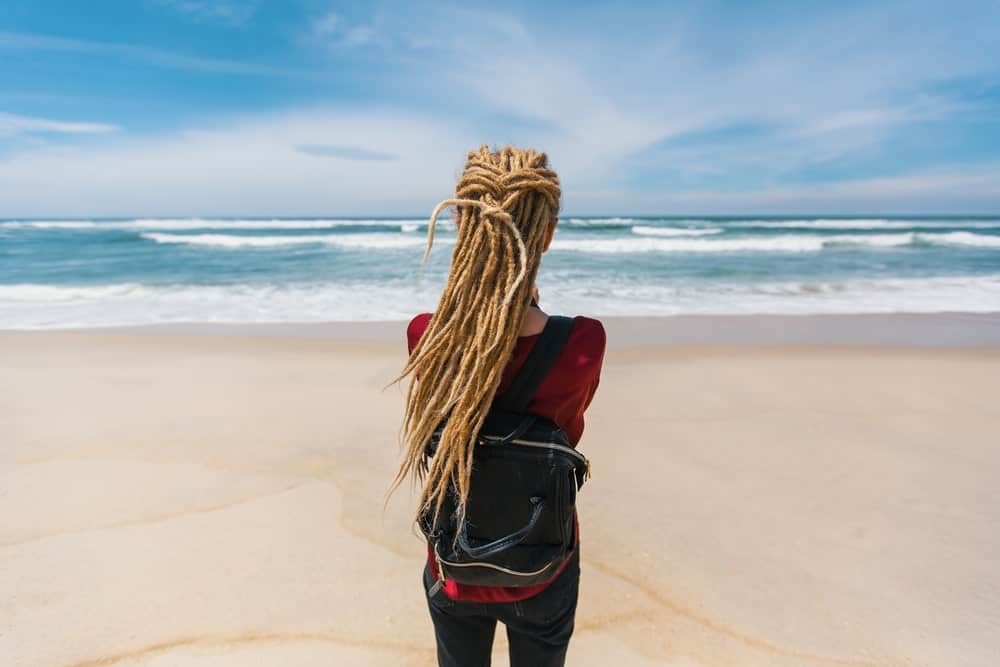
[825, 233, 916, 247]
[563, 217, 635, 226]
[0, 282, 444, 328]
[730, 219, 1000, 230]
[0, 220, 100, 229]
[128, 218, 431, 231]
[547, 276, 1000, 316]
[551, 233, 919, 254]
[553, 235, 822, 253]
[919, 231, 1000, 248]
[3, 276, 999, 328]
[0, 283, 151, 302]
[140, 232, 441, 249]
[731, 218, 902, 229]
[631, 225, 723, 237]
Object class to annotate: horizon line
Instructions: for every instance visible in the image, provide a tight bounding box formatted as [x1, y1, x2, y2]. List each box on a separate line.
[3, 212, 1000, 220]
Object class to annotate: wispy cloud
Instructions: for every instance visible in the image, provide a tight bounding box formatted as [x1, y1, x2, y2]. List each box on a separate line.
[0, 112, 118, 137]
[369, 2, 998, 206]
[152, 0, 258, 26]
[295, 144, 396, 161]
[313, 11, 340, 37]
[310, 11, 383, 48]
[0, 30, 307, 78]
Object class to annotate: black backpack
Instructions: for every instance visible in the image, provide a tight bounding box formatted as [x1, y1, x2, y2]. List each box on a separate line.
[419, 315, 590, 588]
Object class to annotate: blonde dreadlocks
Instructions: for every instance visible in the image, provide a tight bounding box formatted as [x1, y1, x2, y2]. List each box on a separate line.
[391, 145, 562, 527]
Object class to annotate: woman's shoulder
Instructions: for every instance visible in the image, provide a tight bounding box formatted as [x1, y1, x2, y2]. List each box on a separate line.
[568, 315, 605, 344]
[406, 313, 433, 349]
[565, 315, 606, 365]
[408, 312, 432, 334]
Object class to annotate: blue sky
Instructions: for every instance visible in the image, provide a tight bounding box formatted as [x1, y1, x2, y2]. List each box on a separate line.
[0, 0, 998, 216]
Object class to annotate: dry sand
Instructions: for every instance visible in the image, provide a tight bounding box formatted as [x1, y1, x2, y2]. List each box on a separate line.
[2, 327, 998, 666]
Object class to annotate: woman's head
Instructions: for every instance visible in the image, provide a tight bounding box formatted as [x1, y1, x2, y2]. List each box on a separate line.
[392, 145, 561, 525]
[424, 145, 561, 289]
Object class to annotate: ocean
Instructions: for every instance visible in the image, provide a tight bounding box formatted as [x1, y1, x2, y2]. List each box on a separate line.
[1, 216, 999, 329]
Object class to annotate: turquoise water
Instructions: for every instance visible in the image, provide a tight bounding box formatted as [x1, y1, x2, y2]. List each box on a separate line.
[1, 216, 999, 328]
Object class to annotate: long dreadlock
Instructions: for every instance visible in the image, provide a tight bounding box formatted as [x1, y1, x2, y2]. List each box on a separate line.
[390, 145, 562, 527]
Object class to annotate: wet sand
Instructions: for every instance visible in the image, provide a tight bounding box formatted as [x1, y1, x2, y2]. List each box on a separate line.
[2, 324, 998, 666]
[77, 312, 1000, 347]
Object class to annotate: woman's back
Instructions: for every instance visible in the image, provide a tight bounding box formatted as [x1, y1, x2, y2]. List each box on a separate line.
[409, 311, 604, 608]
[394, 145, 604, 666]
[407, 312, 605, 446]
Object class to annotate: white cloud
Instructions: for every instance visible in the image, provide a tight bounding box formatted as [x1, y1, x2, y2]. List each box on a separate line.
[342, 26, 378, 47]
[153, 0, 258, 26]
[0, 109, 471, 216]
[295, 143, 396, 160]
[309, 12, 383, 49]
[0, 112, 118, 137]
[313, 11, 339, 36]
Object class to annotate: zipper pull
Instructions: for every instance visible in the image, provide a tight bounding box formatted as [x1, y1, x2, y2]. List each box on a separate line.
[429, 555, 446, 597]
[434, 545, 447, 583]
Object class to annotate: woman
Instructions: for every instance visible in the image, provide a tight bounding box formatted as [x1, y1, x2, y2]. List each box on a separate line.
[393, 145, 606, 666]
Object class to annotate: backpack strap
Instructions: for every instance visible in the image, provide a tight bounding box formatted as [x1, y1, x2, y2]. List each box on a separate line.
[495, 315, 575, 413]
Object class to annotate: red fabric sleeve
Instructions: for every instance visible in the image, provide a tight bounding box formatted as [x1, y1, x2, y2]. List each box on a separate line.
[406, 312, 432, 354]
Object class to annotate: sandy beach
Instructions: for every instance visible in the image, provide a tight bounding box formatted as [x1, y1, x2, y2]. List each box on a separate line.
[2, 319, 999, 666]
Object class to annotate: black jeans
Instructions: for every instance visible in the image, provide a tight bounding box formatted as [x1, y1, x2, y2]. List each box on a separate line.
[422, 550, 580, 667]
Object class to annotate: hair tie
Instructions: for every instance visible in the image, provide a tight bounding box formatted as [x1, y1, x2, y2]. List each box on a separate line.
[423, 198, 527, 305]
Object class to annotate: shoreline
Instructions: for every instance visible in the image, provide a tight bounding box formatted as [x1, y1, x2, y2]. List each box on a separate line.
[5, 311, 999, 347]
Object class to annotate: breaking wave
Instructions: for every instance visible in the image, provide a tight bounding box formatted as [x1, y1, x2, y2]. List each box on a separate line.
[552, 233, 924, 254]
[631, 225, 723, 237]
[140, 232, 440, 249]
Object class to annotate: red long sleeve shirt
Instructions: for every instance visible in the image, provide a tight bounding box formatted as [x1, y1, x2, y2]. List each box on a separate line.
[407, 312, 606, 603]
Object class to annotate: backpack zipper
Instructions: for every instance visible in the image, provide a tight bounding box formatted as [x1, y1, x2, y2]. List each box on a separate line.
[434, 543, 554, 578]
[480, 436, 589, 467]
